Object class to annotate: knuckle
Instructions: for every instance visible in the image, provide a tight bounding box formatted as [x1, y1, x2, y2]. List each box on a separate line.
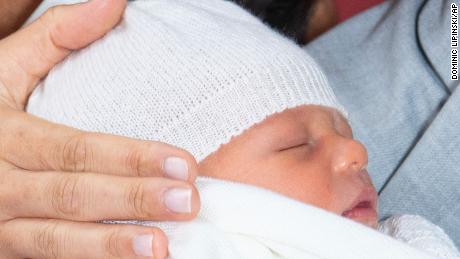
[0, 168, 20, 220]
[41, 6, 61, 32]
[44, 6, 58, 21]
[33, 220, 63, 259]
[125, 147, 145, 177]
[36, 6, 61, 63]
[0, 222, 15, 254]
[125, 182, 150, 218]
[49, 175, 85, 218]
[104, 227, 127, 258]
[0, 172, 9, 211]
[60, 133, 93, 172]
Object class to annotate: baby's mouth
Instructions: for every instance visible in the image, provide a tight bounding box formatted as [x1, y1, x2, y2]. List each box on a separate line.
[341, 187, 378, 227]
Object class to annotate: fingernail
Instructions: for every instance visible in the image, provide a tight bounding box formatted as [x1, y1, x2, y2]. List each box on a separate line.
[163, 157, 189, 181]
[164, 188, 192, 213]
[133, 234, 154, 257]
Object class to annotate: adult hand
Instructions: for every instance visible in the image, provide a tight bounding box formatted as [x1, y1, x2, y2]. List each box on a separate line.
[0, 1, 200, 258]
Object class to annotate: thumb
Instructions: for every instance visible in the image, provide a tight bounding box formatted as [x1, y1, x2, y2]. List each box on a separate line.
[0, 0, 127, 109]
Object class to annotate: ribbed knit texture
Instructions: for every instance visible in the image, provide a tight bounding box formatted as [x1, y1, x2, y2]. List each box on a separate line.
[27, 0, 345, 161]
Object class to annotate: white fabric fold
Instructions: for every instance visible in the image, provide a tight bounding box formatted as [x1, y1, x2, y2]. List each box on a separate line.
[108, 177, 438, 259]
[379, 215, 460, 259]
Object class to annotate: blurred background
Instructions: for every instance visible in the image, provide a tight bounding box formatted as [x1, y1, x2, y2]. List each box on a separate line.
[335, 0, 384, 22]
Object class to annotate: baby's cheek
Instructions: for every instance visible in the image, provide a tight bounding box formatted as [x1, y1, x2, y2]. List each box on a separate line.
[329, 178, 357, 211]
[275, 161, 337, 212]
[200, 146, 342, 215]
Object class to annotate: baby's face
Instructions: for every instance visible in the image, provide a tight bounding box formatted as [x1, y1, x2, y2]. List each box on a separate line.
[199, 105, 378, 228]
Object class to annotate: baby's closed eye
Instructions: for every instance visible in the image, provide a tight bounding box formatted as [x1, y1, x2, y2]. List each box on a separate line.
[278, 140, 314, 152]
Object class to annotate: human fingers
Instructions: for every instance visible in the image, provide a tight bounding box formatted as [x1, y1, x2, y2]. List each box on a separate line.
[0, 218, 168, 259]
[0, 0, 126, 109]
[0, 169, 200, 222]
[0, 109, 198, 181]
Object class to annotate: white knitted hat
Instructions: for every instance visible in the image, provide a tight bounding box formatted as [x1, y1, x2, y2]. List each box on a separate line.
[27, 0, 346, 161]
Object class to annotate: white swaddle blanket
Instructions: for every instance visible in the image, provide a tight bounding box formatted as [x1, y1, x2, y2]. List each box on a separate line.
[107, 177, 455, 259]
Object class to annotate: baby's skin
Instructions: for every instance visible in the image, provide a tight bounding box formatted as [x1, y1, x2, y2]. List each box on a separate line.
[199, 105, 378, 228]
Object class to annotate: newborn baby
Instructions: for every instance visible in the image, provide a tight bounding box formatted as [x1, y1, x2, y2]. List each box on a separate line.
[199, 105, 378, 228]
[27, 0, 459, 258]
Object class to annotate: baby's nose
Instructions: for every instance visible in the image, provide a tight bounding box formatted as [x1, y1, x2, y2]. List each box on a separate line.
[329, 137, 368, 176]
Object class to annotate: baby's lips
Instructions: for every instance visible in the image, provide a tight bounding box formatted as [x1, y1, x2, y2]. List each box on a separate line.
[342, 202, 378, 228]
[342, 202, 377, 218]
[342, 184, 378, 217]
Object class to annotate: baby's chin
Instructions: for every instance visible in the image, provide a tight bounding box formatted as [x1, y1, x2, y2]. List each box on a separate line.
[349, 215, 378, 229]
[362, 218, 379, 229]
[341, 208, 378, 229]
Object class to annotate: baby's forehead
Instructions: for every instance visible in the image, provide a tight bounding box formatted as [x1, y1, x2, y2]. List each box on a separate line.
[250, 105, 344, 129]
